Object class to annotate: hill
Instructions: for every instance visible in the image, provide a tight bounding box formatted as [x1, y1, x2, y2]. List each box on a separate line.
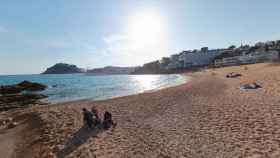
[86, 66, 137, 75]
[42, 63, 83, 74]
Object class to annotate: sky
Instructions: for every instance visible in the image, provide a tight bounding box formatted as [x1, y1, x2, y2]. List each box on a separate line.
[0, 0, 280, 75]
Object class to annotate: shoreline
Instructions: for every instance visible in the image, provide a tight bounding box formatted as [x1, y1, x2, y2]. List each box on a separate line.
[46, 73, 189, 104]
[2, 63, 280, 157]
[146, 74, 191, 93]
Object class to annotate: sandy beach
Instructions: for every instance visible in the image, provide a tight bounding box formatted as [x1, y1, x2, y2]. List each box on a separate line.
[2, 63, 280, 158]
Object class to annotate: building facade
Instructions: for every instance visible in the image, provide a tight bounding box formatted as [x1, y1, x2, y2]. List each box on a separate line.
[178, 49, 223, 68]
[214, 50, 279, 67]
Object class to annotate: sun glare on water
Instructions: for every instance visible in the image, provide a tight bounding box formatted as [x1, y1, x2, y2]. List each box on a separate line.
[132, 75, 160, 90]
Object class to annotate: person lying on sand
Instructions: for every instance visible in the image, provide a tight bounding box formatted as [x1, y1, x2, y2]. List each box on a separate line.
[103, 111, 117, 130]
[226, 72, 242, 78]
[82, 108, 94, 129]
[240, 82, 262, 90]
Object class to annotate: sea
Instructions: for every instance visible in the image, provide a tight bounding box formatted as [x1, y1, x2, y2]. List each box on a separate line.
[0, 74, 186, 103]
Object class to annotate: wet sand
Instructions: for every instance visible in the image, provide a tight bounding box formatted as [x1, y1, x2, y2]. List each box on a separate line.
[2, 63, 280, 157]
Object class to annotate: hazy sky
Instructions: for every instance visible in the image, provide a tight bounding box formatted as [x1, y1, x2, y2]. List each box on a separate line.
[0, 0, 280, 74]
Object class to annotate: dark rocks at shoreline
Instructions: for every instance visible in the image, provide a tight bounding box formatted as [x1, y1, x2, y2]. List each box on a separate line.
[0, 85, 23, 95]
[17, 80, 47, 91]
[0, 81, 48, 111]
[0, 81, 47, 95]
[0, 93, 48, 111]
[0, 93, 47, 103]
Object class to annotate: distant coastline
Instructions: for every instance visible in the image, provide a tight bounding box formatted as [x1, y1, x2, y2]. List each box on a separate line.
[41, 40, 280, 76]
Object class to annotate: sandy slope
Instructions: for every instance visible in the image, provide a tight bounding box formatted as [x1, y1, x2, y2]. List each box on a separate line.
[0, 126, 19, 158]
[2, 62, 280, 158]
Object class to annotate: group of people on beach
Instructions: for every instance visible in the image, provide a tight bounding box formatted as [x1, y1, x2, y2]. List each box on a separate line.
[82, 106, 117, 130]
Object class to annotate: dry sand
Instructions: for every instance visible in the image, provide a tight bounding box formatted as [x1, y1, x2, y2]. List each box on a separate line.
[1, 63, 280, 158]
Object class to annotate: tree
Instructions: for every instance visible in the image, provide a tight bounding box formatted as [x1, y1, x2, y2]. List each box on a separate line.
[228, 45, 236, 50]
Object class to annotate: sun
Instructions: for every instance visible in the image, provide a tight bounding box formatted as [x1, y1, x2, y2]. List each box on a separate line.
[127, 12, 165, 46]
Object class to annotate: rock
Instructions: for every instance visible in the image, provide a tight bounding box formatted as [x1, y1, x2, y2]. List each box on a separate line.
[0, 85, 23, 95]
[52, 84, 58, 88]
[0, 93, 47, 104]
[0, 81, 47, 95]
[38, 102, 49, 105]
[7, 117, 13, 122]
[0, 118, 13, 126]
[0, 81, 48, 111]
[0, 104, 22, 112]
[0, 120, 6, 126]
[54, 144, 65, 152]
[17, 80, 47, 91]
[0, 93, 48, 111]
[7, 122, 18, 129]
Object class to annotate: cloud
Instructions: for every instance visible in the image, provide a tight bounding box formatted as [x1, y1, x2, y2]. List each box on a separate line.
[0, 26, 7, 33]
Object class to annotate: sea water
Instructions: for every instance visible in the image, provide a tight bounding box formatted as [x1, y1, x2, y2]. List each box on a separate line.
[0, 74, 186, 102]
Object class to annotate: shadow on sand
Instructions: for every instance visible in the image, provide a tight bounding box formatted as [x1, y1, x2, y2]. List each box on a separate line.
[57, 124, 103, 158]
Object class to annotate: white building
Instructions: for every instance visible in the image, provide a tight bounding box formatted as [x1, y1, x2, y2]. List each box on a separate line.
[240, 50, 279, 63]
[214, 50, 279, 67]
[178, 49, 223, 68]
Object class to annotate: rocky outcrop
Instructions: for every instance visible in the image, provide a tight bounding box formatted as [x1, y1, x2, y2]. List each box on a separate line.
[0, 81, 47, 95]
[42, 63, 83, 74]
[17, 80, 47, 91]
[0, 85, 23, 95]
[0, 81, 48, 111]
[0, 93, 48, 111]
[0, 93, 47, 103]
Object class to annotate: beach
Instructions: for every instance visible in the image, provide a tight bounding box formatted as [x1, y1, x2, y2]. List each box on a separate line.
[2, 63, 280, 158]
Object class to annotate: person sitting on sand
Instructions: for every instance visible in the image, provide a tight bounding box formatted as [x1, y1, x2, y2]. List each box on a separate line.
[103, 111, 117, 130]
[91, 106, 101, 126]
[82, 108, 94, 129]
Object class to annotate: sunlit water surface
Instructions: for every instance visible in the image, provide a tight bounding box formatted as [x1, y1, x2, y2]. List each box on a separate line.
[0, 74, 186, 103]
